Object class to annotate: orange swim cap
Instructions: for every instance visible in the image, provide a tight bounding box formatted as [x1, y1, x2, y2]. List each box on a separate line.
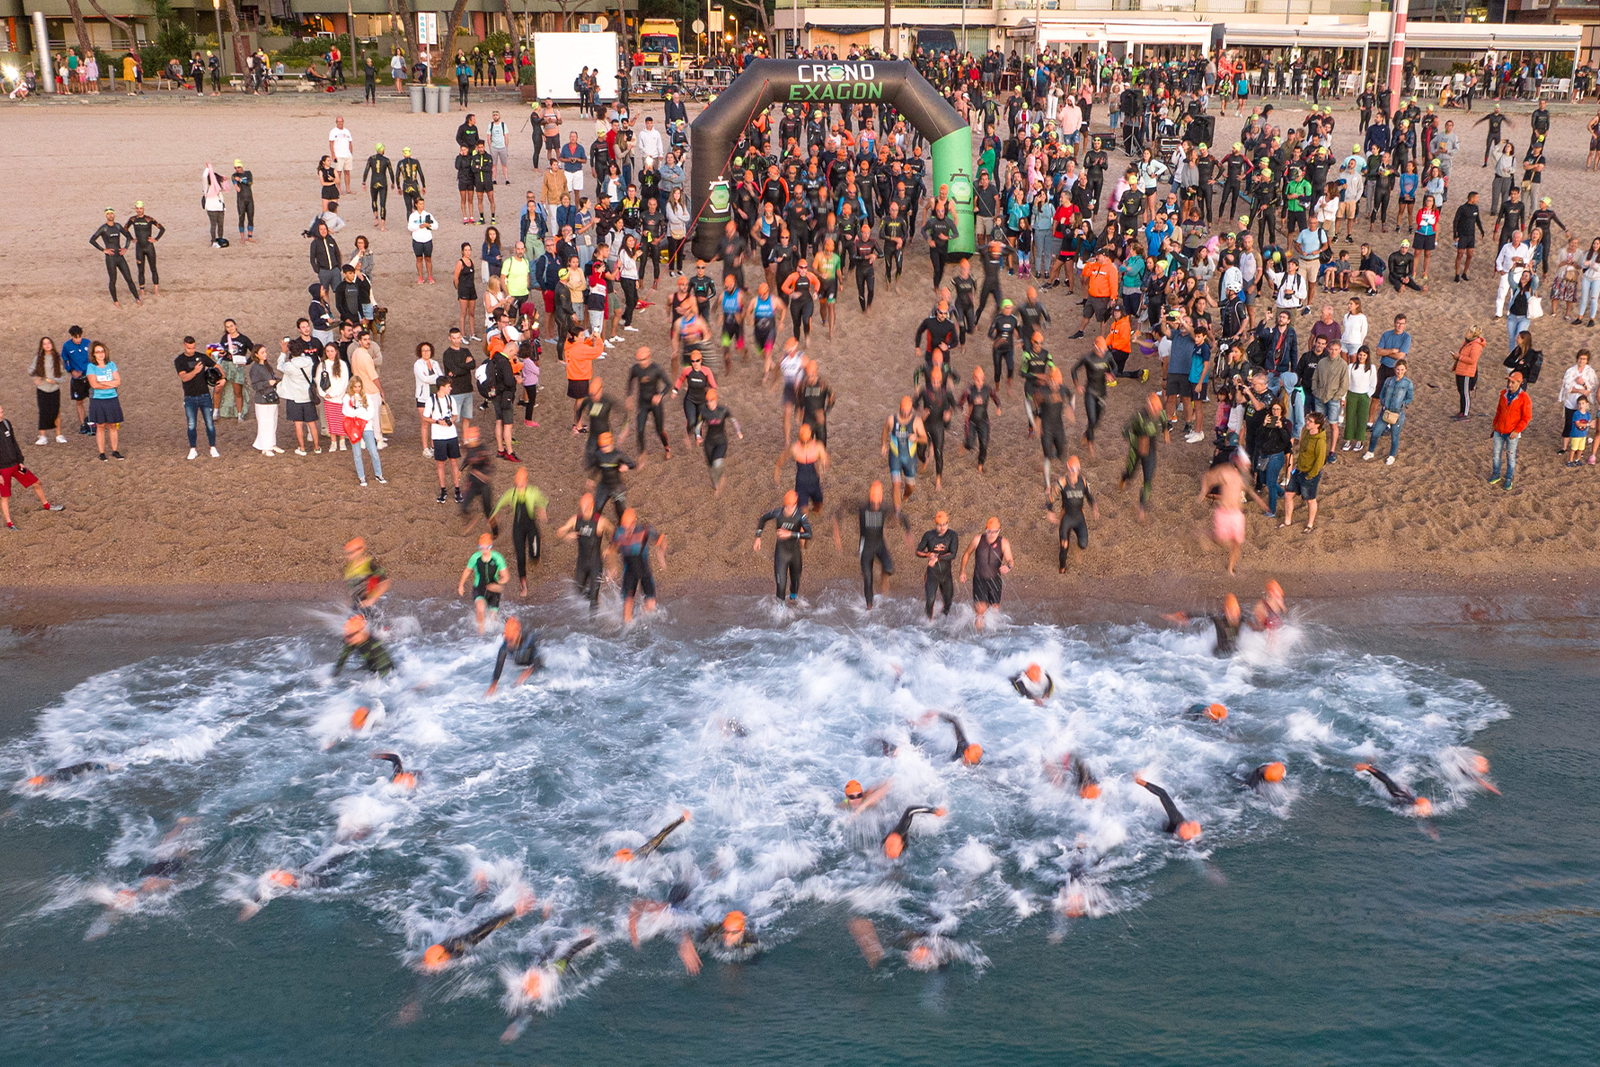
[883, 832, 905, 859]
[1177, 820, 1203, 842]
[504, 617, 522, 644]
[344, 615, 365, 637]
[26, 775, 46, 789]
[1266, 580, 1284, 598]
[1353, 762, 1373, 773]
[423, 944, 450, 969]
[1025, 663, 1043, 683]
[723, 911, 746, 933]
[478, 533, 493, 547]
[394, 772, 417, 790]
[962, 744, 983, 766]
[614, 848, 636, 863]
[933, 807, 948, 818]
[350, 706, 370, 730]
[844, 780, 864, 799]
[1262, 762, 1286, 783]
[344, 537, 365, 553]
[1133, 773, 1147, 787]
[1472, 755, 1491, 774]
[521, 970, 543, 998]
[1224, 593, 1239, 612]
[985, 516, 1001, 532]
[1079, 782, 1101, 800]
[267, 869, 298, 888]
[909, 944, 933, 965]
[1412, 797, 1433, 816]
[1208, 703, 1228, 722]
[934, 510, 949, 524]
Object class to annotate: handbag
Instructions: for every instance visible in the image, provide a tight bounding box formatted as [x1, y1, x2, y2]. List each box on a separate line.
[379, 402, 395, 435]
[1381, 409, 1401, 425]
[1528, 295, 1545, 319]
[261, 387, 279, 404]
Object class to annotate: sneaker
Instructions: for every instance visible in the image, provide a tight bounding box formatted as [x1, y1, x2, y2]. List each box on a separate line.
[79, 423, 92, 435]
[436, 488, 447, 504]
[376, 476, 387, 484]
[504, 451, 520, 462]
[55, 435, 66, 443]
[1489, 474, 1502, 485]
[1325, 453, 1337, 464]
[1502, 478, 1513, 490]
[359, 480, 368, 488]
[209, 447, 220, 458]
[1138, 370, 1150, 383]
[43, 503, 64, 512]
[1184, 430, 1205, 443]
[295, 448, 307, 456]
[4, 521, 12, 530]
[624, 325, 639, 332]
[1385, 455, 1395, 465]
[187, 447, 199, 460]
[35, 435, 47, 446]
[112, 451, 125, 460]
[1362, 452, 1375, 460]
[454, 487, 463, 503]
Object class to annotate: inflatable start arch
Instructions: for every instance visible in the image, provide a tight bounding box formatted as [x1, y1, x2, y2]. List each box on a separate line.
[689, 59, 975, 261]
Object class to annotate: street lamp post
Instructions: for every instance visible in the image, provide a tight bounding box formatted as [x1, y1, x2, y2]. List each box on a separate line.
[213, 0, 226, 81]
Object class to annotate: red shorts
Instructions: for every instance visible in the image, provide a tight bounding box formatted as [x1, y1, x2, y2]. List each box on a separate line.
[1, 464, 39, 498]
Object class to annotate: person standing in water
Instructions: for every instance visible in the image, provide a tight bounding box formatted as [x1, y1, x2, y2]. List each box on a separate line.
[958, 517, 1014, 630]
[485, 615, 542, 695]
[613, 507, 667, 623]
[556, 492, 612, 611]
[458, 533, 509, 634]
[333, 614, 393, 676]
[832, 480, 905, 610]
[754, 490, 813, 603]
[916, 510, 959, 618]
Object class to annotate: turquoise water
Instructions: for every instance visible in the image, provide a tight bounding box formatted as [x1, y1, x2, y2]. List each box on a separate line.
[1, 596, 1594, 1065]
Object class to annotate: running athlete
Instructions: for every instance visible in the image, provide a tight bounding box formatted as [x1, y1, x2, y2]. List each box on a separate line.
[1120, 393, 1168, 522]
[915, 365, 957, 490]
[776, 421, 829, 513]
[750, 283, 780, 374]
[124, 202, 164, 297]
[90, 209, 140, 307]
[776, 339, 805, 438]
[797, 360, 835, 444]
[1045, 455, 1097, 573]
[1133, 776, 1203, 840]
[754, 490, 813, 603]
[975, 235, 1006, 322]
[612, 508, 666, 623]
[988, 300, 1020, 395]
[1354, 763, 1434, 815]
[556, 492, 613, 610]
[458, 533, 509, 633]
[626, 346, 672, 458]
[671, 350, 717, 449]
[1011, 663, 1055, 703]
[694, 387, 743, 495]
[1198, 454, 1266, 575]
[613, 810, 691, 862]
[812, 239, 841, 337]
[361, 144, 394, 229]
[333, 614, 394, 676]
[485, 615, 542, 695]
[851, 223, 879, 314]
[1034, 367, 1071, 489]
[718, 275, 746, 368]
[916, 511, 959, 618]
[882, 805, 946, 859]
[1073, 337, 1117, 458]
[342, 536, 391, 613]
[1254, 579, 1287, 631]
[881, 397, 928, 514]
[490, 468, 549, 595]
[831, 480, 905, 609]
[780, 260, 822, 341]
[960, 367, 1001, 473]
[879, 201, 908, 286]
[958, 517, 1014, 630]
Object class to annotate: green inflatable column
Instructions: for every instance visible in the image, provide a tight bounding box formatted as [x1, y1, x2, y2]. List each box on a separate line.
[931, 126, 976, 257]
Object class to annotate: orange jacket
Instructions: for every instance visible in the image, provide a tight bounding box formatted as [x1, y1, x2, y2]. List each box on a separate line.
[1107, 316, 1132, 354]
[564, 335, 601, 384]
[1082, 258, 1116, 299]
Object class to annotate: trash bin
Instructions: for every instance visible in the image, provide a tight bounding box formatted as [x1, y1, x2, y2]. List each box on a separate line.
[410, 83, 425, 113]
[424, 84, 439, 113]
[438, 87, 450, 114]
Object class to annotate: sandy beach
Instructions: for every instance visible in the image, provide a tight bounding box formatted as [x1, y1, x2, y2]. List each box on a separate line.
[4, 87, 1600, 603]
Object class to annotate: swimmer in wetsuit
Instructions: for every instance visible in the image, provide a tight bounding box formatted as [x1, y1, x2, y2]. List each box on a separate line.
[1185, 702, 1230, 722]
[842, 777, 894, 813]
[239, 851, 352, 920]
[614, 810, 691, 863]
[882, 805, 947, 858]
[1011, 662, 1055, 704]
[1045, 455, 1097, 574]
[333, 615, 394, 676]
[371, 751, 419, 789]
[1253, 579, 1287, 630]
[1354, 763, 1434, 815]
[776, 422, 829, 513]
[935, 712, 982, 765]
[556, 492, 614, 610]
[485, 615, 542, 695]
[1163, 593, 1244, 657]
[1239, 762, 1287, 789]
[1134, 776, 1203, 840]
[458, 532, 509, 634]
[515, 933, 600, 1002]
[422, 892, 539, 969]
[26, 762, 111, 788]
[832, 480, 906, 609]
[754, 490, 813, 602]
[1043, 752, 1102, 798]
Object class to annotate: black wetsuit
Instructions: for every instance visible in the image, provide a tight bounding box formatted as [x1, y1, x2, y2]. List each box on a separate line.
[572, 512, 604, 608]
[885, 805, 940, 854]
[854, 502, 896, 607]
[439, 907, 522, 959]
[1049, 473, 1094, 570]
[90, 221, 137, 302]
[1360, 765, 1418, 804]
[333, 635, 394, 676]
[972, 532, 1005, 606]
[125, 214, 164, 289]
[363, 153, 394, 221]
[491, 629, 542, 685]
[587, 447, 634, 521]
[916, 526, 958, 617]
[916, 381, 956, 478]
[628, 360, 671, 453]
[1210, 613, 1241, 656]
[632, 813, 688, 859]
[756, 506, 812, 601]
[1137, 779, 1189, 836]
[233, 169, 255, 234]
[962, 383, 997, 467]
[37, 762, 109, 784]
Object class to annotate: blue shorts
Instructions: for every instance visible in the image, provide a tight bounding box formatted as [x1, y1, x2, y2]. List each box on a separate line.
[889, 449, 917, 481]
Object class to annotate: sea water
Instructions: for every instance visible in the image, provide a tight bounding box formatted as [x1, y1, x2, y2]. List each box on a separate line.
[1, 595, 1593, 1065]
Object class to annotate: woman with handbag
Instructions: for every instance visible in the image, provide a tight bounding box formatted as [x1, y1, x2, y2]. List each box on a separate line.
[342, 378, 384, 486]
[319, 344, 351, 451]
[247, 346, 283, 456]
[1255, 399, 1294, 518]
[1450, 326, 1486, 420]
[1552, 235, 1583, 322]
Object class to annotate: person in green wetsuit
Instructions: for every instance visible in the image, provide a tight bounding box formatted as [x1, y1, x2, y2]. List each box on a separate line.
[490, 467, 549, 595]
[1119, 393, 1169, 522]
[457, 533, 509, 634]
[334, 614, 393, 676]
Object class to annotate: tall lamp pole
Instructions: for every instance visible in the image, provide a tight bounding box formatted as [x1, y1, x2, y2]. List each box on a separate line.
[213, 0, 226, 79]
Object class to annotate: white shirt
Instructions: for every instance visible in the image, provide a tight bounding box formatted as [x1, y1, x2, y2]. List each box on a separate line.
[408, 210, 436, 244]
[1220, 264, 1243, 297]
[341, 394, 377, 425]
[1341, 312, 1369, 350]
[636, 126, 665, 161]
[1559, 364, 1598, 409]
[413, 357, 443, 404]
[1496, 241, 1533, 274]
[1347, 363, 1378, 396]
[1276, 272, 1307, 309]
[329, 126, 354, 159]
[423, 394, 457, 438]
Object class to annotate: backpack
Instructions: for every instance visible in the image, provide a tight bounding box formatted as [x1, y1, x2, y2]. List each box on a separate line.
[475, 362, 494, 399]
